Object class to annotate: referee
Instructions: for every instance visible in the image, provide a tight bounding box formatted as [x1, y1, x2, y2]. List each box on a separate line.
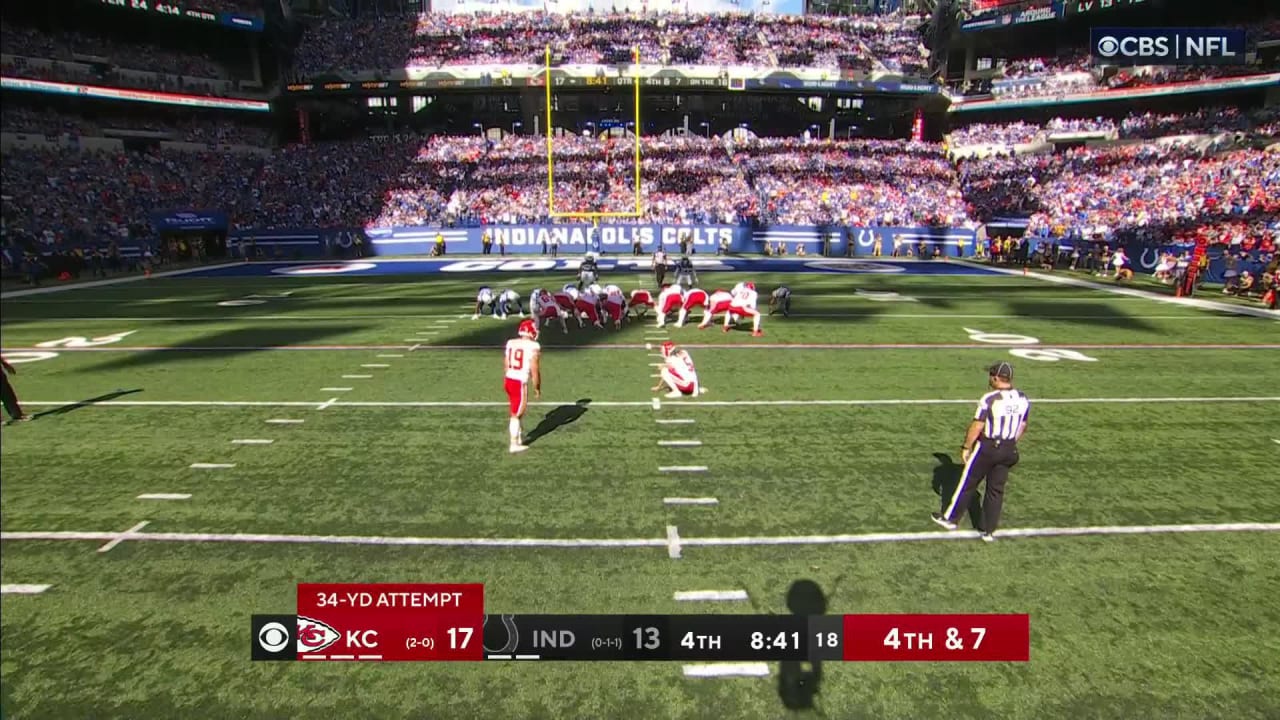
[931, 361, 1030, 543]
[2, 356, 32, 425]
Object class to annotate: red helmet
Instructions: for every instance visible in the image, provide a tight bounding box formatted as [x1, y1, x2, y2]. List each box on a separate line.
[745, 281, 756, 291]
[518, 318, 539, 339]
[661, 341, 676, 357]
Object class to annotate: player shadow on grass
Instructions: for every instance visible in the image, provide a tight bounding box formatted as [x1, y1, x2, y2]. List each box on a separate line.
[32, 388, 143, 419]
[931, 452, 983, 530]
[524, 399, 591, 445]
[778, 579, 828, 713]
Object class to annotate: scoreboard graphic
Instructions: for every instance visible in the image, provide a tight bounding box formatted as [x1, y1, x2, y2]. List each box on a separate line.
[251, 584, 1030, 663]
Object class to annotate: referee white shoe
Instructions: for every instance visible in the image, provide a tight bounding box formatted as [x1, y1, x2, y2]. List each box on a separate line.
[930, 513, 957, 531]
[979, 533, 996, 543]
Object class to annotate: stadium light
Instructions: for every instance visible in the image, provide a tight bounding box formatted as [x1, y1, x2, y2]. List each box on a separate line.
[472, 122, 483, 137]
[699, 121, 709, 138]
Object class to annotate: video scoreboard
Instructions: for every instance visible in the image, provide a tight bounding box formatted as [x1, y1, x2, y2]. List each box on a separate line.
[251, 584, 1030, 663]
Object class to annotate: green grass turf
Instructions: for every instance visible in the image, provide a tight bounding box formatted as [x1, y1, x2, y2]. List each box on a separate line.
[1, 270, 1277, 719]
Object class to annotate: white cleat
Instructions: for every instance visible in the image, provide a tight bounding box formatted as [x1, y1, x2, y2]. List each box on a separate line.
[509, 444, 529, 454]
[665, 391, 684, 399]
[471, 315, 479, 320]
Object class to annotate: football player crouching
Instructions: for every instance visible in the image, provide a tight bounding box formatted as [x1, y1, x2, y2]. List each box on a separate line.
[628, 288, 654, 318]
[530, 288, 569, 334]
[655, 284, 685, 328]
[472, 286, 495, 319]
[602, 284, 628, 329]
[575, 284, 605, 329]
[651, 341, 705, 399]
[675, 287, 708, 328]
[495, 288, 526, 319]
[769, 286, 791, 317]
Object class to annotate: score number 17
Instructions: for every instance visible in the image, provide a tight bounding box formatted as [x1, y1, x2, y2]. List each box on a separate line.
[447, 627, 473, 649]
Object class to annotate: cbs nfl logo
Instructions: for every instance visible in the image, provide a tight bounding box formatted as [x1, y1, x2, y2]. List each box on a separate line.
[251, 615, 297, 661]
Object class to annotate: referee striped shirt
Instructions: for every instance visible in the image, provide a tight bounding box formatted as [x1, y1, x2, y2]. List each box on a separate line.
[974, 389, 1031, 441]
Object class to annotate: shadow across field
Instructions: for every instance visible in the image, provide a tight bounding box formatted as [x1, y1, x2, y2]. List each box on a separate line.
[525, 399, 592, 445]
[82, 325, 364, 371]
[31, 388, 143, 419]
[931, 451, 983, 529]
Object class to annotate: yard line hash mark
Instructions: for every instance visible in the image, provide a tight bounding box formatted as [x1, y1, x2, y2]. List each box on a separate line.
[675, 590, 749, 602]
[660, 466, 708, 473]
[190, 463, 236, 469]
[97, 521, 149, 554]
[341, 375, 373, 379]
[231, 439, 274, 445]
[683, 663, 770, 678]
[664, 497, 719, 506]
[265, 418, 304, 424]
[658, 440, 703, 447]
[666, 525, 683, 559]
[320, 387, 353, 392]
[360, 364, 390, 368]
[0, 585, 52, 594]
[137, 494, 191, 500]
[656, 419, 696, 424]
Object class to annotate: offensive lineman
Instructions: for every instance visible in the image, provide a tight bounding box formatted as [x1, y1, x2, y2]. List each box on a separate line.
[651, 341, 704, 398]
[503, 319, 542, 453]
[769, 286, 792, 317]
[724, 281, 763, 336]
[675, 287, 709, 328]
[531, 289, 569, 334]
[602, 284, 628, 329]
[655, 284, 685, 328]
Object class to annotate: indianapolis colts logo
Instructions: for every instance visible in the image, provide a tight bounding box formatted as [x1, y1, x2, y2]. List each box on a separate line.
[1138, 248, 1160, 271]
[855, 229, 877, 248]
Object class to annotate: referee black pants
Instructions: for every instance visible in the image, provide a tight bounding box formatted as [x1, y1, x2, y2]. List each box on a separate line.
[1, 373, 24, 421]
[941, 439, 1019, 533]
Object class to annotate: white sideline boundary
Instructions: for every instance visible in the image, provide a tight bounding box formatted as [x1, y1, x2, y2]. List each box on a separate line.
[0, 262, 245, 298]
[18, 396, 1280, 410]
[4, 522, 1274, 551]
[976, 263, 1280, 319]
[675, 590, 749, 601]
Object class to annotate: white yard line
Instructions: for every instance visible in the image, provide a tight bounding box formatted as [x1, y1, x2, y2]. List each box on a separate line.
[3, 522, 1276, 551]
[341, 375, 373, 379]
[0, 584, 52, 594]
[377, 354, 405, 358]
[96, 521, 149, 554]
[317, 397, 340, 410]
[664, 497, 719, 506]
[17, 396, 1280, 410]
[231, 439, 274, 445]
[659, 466, 708, 473]
[360, 364, 390, 368]
[975, 263, 1280, 320]
[658, 440, 703, 447]
[666, 525, 683, 559]
[320, 387, 353, 392]
[656, 419, 696, 424]
[674, 590, 749, 601]
[137, 493, 191, 500]
[190, 463, 236, 469]
[683, 663, 770, 678]
[265, 418, 304, 424]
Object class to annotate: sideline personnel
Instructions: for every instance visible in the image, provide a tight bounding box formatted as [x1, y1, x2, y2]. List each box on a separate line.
[2, 356, 33, 424]
[931, 362, 1030, 542]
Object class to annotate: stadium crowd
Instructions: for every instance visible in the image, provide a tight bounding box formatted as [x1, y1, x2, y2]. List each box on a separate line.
[1, 25, 225, 80]
[290, 11, 926, 76]
[949, 107, 1280, 147]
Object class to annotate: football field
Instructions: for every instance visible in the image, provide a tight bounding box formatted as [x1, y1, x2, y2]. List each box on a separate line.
[1, 262, 1278, 719]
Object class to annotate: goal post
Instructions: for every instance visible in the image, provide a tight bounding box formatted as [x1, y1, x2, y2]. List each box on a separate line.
[545, 45, 643, 220]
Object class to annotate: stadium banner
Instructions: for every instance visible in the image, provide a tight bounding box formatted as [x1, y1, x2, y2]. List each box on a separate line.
[0, 77, 271, 112]
[961, 4, 1058, 32]
[151, 210, 229, 232]
[285, 67, 939, 95]
[95, 0, 265, 31]
[1064, 0, 1148, 17]
[1091, 28, 1248, 66]
[229, 226, 977, 258]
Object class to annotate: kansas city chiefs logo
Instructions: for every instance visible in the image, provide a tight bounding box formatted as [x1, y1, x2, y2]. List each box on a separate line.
[296, 617, 340, 653]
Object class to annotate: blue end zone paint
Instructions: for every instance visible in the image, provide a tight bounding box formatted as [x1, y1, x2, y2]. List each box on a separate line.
[182, 257, 1003, 279]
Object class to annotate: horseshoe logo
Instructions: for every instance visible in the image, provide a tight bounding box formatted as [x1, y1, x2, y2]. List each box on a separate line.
[482, 614, 519, 654]
[856, 229, 876, 248]
[1139, 247, 1160, 270]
